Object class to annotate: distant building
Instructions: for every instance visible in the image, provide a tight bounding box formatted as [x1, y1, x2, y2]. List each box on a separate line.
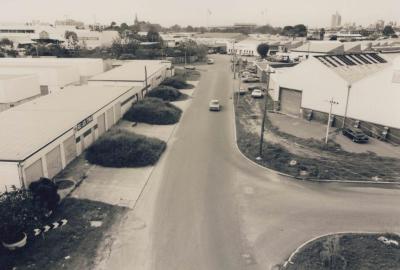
[55, 19, 85, 29]
[331, 12, 342, 29]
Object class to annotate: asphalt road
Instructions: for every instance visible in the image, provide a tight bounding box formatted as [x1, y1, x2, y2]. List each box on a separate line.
[147, 54, 400, 270]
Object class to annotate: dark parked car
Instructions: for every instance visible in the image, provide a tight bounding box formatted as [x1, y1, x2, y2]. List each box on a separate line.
[342, 128, 369, 143]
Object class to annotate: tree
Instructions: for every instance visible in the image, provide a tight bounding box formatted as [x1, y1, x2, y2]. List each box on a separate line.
[147, 26, 162, 43]
[170, 24, 182, 32]
[257, 43, 270, 59]
[293, 24, 307, 37]
[65, 31, 79, 49]
[0, 38, 13, 47]
[383, 25, 395, 36]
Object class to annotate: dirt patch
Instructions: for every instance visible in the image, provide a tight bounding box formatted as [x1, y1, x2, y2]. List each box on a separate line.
[283, 233, 400, 270]
[235, 94, 400, 181]
[0, 198, 127, 270]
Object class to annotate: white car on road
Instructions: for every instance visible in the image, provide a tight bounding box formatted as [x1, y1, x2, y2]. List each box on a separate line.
[251, 89, 264, 98]
[209, 100, 221, 111]
[207, 59, 215, 64]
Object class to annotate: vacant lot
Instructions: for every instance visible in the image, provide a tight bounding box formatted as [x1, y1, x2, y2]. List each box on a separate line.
[235, 93, 400, 181]
[0, 198, 127, 270]
[284, 233, 400, 270]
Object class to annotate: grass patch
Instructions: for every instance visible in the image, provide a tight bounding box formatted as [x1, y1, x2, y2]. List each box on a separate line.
[235, 94, 400, 181]
[86, 129, 166, 168]
[284, 233, 400, 270]
[147, 85, 184, 101]
[123, 97, 182, 125]
[0, 198, 127, 270]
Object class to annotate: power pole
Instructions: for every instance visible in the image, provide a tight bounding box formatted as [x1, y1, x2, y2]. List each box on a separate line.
[144, 66, 148, 93]
[257, 67, 273, 159]
[236, 57, 242, 107]
[325, 98, 339, 144]
[342, 84, 351, 128]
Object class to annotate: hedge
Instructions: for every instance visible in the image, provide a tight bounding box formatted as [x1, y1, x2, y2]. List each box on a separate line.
[160, 76, 193, 89]
[147, 85, 182, 101]
[123, 97, 182, 125]
[86, 129, 166, 167]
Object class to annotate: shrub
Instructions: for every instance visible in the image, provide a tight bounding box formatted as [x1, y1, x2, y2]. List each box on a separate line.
[29, 178, 60, 213]
[0, 188, 46, 244]
[147, 85, 182, 101]
[161, 76, 193, 89]
[86, 129, 166, 167]
[123, 97, 182, 125]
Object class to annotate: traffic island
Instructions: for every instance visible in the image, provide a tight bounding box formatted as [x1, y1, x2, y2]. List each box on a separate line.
[282, 233, 400, 270]
[234, 94, 400, 182]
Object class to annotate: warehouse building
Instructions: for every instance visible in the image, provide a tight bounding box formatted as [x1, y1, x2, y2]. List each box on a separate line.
[0, 84, 143, 192]
[0, 58, 104, 83]
[0, 74, 41, 111]
[88, 60, 173, 97]
[269, 53, 400, 143]
[0, 64, 80, 94]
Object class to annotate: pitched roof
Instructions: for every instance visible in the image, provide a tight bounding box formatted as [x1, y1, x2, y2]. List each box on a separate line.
[292, 41, 344, 54]
[314, 53, 390, 83]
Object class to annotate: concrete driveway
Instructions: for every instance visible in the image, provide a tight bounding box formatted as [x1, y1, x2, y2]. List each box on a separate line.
[95, 54, 400, 270]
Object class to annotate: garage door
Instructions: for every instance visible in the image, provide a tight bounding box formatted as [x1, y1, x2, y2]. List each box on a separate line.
[24, 159, 44, 186]
[83, 129, 94, 149]
[46, 146, 63, 179]
[114, 102, 122, 121]
[63, 135, 77, 165]
[106, 107, 114, 130]
[280, 88, 302, 117]
[97, 113, 106, 136]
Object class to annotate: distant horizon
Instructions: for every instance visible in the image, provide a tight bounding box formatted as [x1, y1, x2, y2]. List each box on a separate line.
[1, 0, 399, 28]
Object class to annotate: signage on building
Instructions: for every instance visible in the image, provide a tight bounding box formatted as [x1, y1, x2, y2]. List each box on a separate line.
[76, 115, 93, 131]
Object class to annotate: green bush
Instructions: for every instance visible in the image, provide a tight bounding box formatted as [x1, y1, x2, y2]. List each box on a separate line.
[123, 97, 182, 125]
[161, 76, 193, 89]
[86, 130, 166, 167]
[147, 86, 182, 101]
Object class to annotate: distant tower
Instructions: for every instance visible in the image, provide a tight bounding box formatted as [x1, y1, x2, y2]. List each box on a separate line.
[331, 11, 342, 29]
[134, 13, 139, 25]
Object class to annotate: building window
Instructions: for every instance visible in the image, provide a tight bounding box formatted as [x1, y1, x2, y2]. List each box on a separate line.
[83, 129, 91, 137]
[94, 124, 98, 129]
[75, 137, 81, 143]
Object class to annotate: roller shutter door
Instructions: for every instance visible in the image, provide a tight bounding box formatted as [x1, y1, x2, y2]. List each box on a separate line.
[280, 88, 302, 117]
[106, 107, 114, 130]
[97, 113, 106, 136]
[83, 129, 94, 149]
[24, 159, 44, 186]
[114, 102, 122, 121]
[63, 136, 77, 165]
[46, 146, 62, 179]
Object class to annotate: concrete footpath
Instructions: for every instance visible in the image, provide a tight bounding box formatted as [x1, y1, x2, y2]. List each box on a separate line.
[70, 82, 197, 208]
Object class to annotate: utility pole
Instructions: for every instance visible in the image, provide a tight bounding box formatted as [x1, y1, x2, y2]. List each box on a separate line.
[144, 66, 148, 94]
[236, 57, 242, 107]
[342, 84, 351, 128]
[257, 66, 274, 160]
[325, 98, 339, 144]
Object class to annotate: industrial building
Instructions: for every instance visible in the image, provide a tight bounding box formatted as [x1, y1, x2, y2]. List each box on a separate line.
[0, 84, 142, 192]
[0, 64, 80, 94]
[0, 74, 41, 111]
[0, 58, 105, 83]
[268, 53, 400, 143]
[88, 60, 173, 97]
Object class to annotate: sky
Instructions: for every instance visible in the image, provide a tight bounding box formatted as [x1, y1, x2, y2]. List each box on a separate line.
[1, 0, 399, 28]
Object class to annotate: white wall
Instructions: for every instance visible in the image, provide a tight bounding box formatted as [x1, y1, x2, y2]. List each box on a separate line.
[0, 75, 40, 103]
[0, 162, 21, 193]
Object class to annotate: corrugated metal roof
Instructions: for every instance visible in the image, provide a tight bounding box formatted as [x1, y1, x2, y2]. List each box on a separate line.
[0, 85, 137, 161]
[88, 60, 168, 82]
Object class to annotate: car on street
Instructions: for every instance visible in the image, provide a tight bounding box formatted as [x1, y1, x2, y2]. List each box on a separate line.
[185, 65, 196, 70]
[251, 89, 264, 98]
[207, 59, 215, 64]
[342, 127, 369, 143]
[242, 77, 260, 83]
[209, 99, 221, 111]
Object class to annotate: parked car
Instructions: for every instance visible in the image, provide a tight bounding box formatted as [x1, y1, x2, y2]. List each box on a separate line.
[243, 77, 260, 83]
[185, 65, 196, 70]
[342, 128, 369, 143]
[248, 84, 260, 91]
[238, 88, 247, 95]
[207, 59, 214, 64]
[209, 99, 221, 111]
[251, 89, 264, 98]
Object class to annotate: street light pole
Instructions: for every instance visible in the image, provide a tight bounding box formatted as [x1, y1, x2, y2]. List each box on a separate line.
[325, 98, 339, 144]
[257, 67, 273, 160]
[342, 84, 351, 128]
